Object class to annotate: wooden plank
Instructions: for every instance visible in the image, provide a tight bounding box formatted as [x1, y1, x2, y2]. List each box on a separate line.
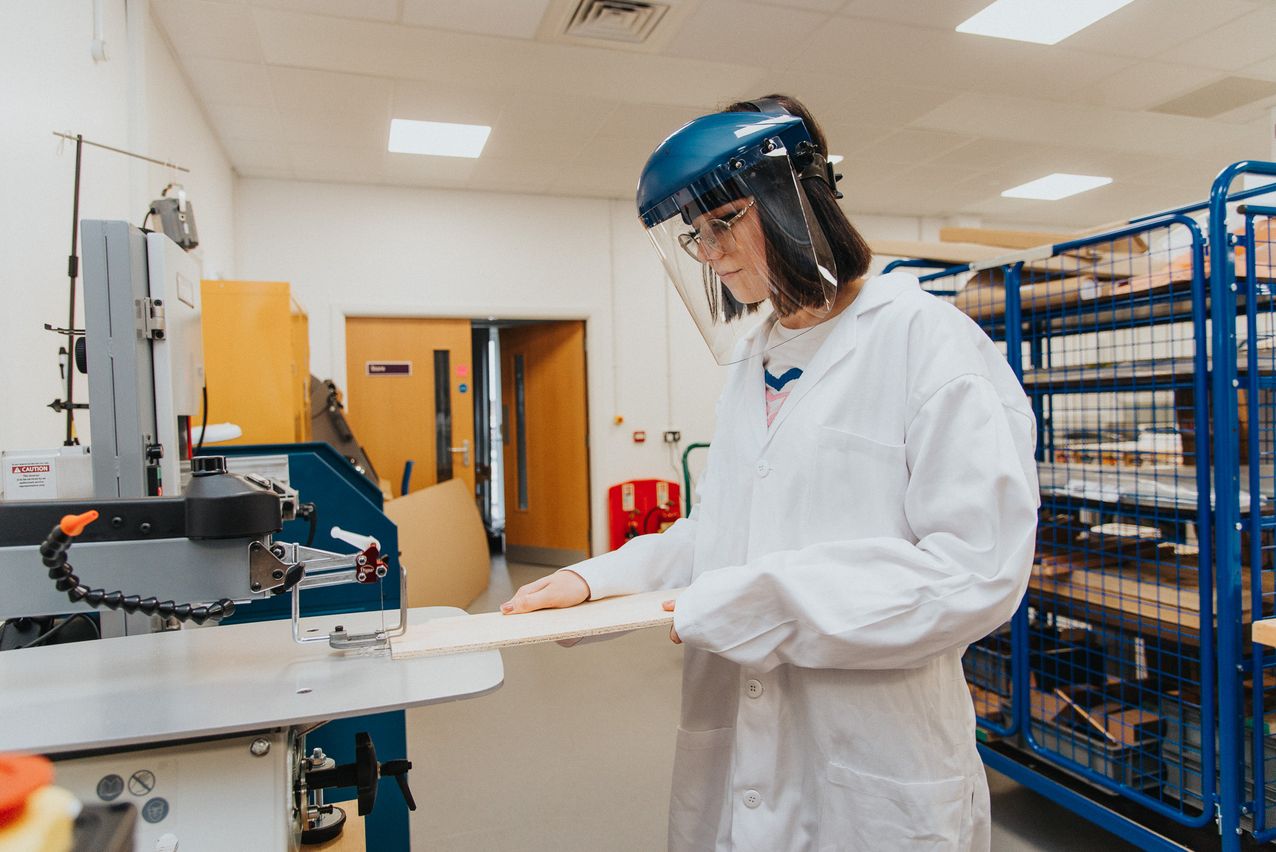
[938, 225, 1148, 256]
[391, 589, 682, 659]
[870, 239, 1004, 265]
[939, 227, 1075, 250]
[1029, 572, 1202, 631]
[1253, 618, 1276, 649]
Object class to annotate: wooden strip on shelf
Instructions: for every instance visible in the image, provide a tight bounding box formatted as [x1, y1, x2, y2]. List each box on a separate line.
[1253, 618, 1276, 649]
[390, 589, 682, 659]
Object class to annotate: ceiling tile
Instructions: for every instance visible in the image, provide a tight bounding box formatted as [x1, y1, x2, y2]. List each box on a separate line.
[757, 74, 958, 129]
[838, 0, 992, 30]
[790, 17, 1131, 101]
[288, 144, 384, 181]
[235, 167, 297, 180]
[277, 108, 389, 149]
[1075, 62, 1225, 113]
[390, 80, 506, 126]
[1159, 6, 1276, 72]
[836, 159, 910, 198]
[401, 0, 552, 39]
[594, 103, 705, 140]
[466, 157, 561, 195]
[663, 0, 830, 63]
[851, 129, 975, 165]
[152, 0, 265, 62]
[752, 0, 847, 12]
[249, 0, 400, 22]
[253, 9, 765, 108]
[220, 137, 293, 171]
[552, 163, 638, 199]
[203, 102, 284, 142]
[179, 58, 275, 107]
[571, 133, 661, 173]
[912, 91, 1259, 159]
[1061, 0, 1255, 59]
[268, 67, 391, 148]
[1245, 56, 1276, 82]
[382, 154, 479, 188]
[481, 93, 617, 163]
[926, 137, 1034, 171]
[268, 66, 391, 113]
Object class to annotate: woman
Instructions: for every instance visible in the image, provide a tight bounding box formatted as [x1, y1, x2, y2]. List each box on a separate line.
[502, 94, 1038, 852]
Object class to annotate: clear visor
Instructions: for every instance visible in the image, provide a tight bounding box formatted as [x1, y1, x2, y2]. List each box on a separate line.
[645, 146, 838, 364]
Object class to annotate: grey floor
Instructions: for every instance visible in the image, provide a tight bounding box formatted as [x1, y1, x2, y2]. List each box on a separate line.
[405, 557, 1136, 851]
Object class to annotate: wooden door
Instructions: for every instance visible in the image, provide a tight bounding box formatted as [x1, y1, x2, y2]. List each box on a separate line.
[500, 321, 591, 563]
[345, 317, 475, 498]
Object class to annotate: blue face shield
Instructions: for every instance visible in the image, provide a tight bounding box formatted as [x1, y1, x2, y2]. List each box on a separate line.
[637, 113, 838, 365]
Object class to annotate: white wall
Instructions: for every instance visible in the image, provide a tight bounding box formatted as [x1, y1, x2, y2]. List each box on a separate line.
[235, 179, 953, 554]
[0, 0, 235, 455]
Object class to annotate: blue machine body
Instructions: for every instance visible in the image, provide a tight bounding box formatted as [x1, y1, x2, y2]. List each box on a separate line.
[201, 442, 408, 850]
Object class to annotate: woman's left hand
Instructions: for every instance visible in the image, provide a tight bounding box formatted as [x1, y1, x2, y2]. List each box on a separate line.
[662, 599, 681, 644]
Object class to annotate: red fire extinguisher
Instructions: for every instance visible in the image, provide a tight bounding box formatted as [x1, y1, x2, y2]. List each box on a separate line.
[607, 479, 682, 551]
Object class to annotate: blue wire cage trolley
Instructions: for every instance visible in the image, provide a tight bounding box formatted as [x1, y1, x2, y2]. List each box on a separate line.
[911, 161, 1276, 851]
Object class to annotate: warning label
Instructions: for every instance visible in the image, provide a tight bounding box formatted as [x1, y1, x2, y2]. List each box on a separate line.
[4, 461, 56, 498]
[11, 464, 51, 474]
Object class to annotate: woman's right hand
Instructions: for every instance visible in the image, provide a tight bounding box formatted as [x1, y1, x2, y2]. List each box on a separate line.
[501, 569, 591, 615]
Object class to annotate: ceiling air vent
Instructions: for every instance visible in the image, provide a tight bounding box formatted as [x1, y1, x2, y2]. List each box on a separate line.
[1150, 76, 1276, 119]
[564, 0, 669, 44]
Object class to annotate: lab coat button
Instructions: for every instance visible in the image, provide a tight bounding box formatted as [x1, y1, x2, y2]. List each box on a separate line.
[745, 679, 763, 698]
[755, 460, 770, 477]
[743, 789, 762, 809]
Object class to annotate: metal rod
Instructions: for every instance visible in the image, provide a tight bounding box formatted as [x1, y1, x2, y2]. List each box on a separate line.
[51, 131, 190, 173]
[64, 135, 83, 446]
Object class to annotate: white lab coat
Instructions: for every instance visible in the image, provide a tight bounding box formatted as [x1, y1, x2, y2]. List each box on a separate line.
[573, 271, 1039, 852]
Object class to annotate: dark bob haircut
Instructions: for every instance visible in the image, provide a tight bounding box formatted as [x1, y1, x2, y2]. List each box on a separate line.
[712, 94, 873, 322]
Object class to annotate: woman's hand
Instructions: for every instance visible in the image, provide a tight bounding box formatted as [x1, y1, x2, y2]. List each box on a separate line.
[662, 599, 681, 644]
[501, 569, 591, 614]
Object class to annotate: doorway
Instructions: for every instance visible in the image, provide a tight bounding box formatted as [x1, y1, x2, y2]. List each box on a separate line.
[344, 317, 591, 563]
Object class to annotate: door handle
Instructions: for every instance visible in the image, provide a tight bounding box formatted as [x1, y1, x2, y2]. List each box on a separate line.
[449, 439, 471, 468]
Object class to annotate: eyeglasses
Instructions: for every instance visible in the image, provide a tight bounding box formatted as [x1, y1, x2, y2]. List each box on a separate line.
[677, 199, 756, 261]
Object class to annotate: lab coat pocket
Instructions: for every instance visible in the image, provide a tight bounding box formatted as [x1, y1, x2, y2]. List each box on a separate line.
[668, 727, 733, 851]
[818, 761, 970, 851]
[810, 427, 909, 539]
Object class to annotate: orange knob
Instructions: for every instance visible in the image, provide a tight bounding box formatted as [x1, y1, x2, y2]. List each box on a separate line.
[58, 510, 99, 537]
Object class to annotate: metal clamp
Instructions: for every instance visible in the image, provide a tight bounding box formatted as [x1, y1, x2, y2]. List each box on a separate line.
[290, 562, 409, 651]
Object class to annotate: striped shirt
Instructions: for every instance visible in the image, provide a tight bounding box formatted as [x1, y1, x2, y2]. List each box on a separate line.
[762, 318, 837, 428]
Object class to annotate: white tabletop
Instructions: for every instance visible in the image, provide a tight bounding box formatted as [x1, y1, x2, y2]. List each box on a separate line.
[0, 607, 503, 755]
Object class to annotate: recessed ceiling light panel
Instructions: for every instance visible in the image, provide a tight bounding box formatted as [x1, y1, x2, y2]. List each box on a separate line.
[388, 119, 491, 158]
[1002, 173, 1112, 201]
[956, 0, 1134, 45]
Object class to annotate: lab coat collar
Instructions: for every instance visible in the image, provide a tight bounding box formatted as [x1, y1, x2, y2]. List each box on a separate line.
[751, 272, 916, 444]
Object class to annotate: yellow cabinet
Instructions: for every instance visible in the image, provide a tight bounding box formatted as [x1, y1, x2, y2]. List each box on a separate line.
[200, 280, 310, 445]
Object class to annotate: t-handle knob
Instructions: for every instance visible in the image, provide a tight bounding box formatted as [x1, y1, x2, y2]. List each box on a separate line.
[380, 759, 416, 811]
